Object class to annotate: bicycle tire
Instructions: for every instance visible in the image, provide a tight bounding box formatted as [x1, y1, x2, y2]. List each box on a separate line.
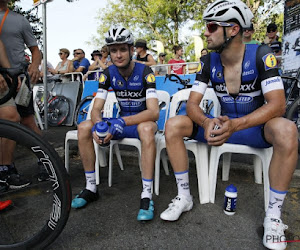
[286, 96, 300, 154]
[47, 96, 70, 127]
[74, 95, 94, 127]
[0, 119, 71, 249]
[0, 73, 18, 105]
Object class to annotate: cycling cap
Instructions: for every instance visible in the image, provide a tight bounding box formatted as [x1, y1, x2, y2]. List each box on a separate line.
[105, 26, 134, 46]
[203, 0, 253, 28]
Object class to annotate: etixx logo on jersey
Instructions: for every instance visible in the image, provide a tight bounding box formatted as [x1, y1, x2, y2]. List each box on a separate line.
[145, 73, 155, 84]
[263, 53, 277, 71]
[98, 73, 107, 85]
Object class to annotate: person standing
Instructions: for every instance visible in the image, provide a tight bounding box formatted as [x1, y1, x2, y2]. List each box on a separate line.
[133, 39, 156, 66]
[242, 23, 261, 45]
[168, 45, 186, 74]
[0, 0, 48, 187]
[155, 52, 167, 76]
[160, 1, 297, 249]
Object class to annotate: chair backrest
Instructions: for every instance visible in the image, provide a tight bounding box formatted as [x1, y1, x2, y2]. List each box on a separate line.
[103, 91, 118, 118]
[157, 90, 170, 132]
[200, 87, 221, 117]
[86, 98, 96, 120]
[169, 88, 191, 118]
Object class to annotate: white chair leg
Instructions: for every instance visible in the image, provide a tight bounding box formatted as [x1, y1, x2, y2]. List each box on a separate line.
[114, 144, 123, 170]
[108, 142, 115, 187]
[99, 147, 107, 167]
[253, 155, 263, 184]
[222, 153, 232, 181]
[161, 149, 169, 175]
[93, 141, 100, 185]
[209, 147, 221, 203]
[196, 144, 209, 204]
[65, 139, 70, 172]
[154, 146, 163, 196]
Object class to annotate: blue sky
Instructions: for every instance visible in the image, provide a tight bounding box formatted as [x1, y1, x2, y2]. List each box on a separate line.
[19, 0, 108, 67]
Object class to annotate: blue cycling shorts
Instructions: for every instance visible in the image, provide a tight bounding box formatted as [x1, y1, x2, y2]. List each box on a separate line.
[112, 124, 139, 140]
[190, 117, 272, 148]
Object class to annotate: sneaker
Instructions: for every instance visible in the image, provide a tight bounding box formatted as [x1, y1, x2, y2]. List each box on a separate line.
[160, 194, 193, 221]
[263, 215, 288, 250]
[137, 198, 154, 221]
[71, 189, 99, 209]
[0, 167, 31, 190]
[0, 200, 12, 211]
[37, 162, 50, 182]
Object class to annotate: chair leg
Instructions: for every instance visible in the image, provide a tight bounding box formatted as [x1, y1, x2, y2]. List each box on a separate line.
[222, 153, 232, 181]
[253, 155, 263, 184]
[65, 139, 70, 172]
[114, 144, 124, 170]
[161, 149, 169, 175]
[108, 142, 115, 187]
[154, 147, 163, 196]
[196, 144, 210, 204]
[93, 141, 100, 185]
[209, 147, 221, 203]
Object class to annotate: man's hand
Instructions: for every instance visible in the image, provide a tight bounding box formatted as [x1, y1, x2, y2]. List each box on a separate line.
[0, 74, 8, 93]
[107, 118, 126, 136]
[205, 116, 236, 146]
[28, 64, 40, 84]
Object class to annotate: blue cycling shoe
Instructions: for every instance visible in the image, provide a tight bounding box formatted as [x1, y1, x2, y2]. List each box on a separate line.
[71, 189, 99, 209]
[137, 198, 154, 221]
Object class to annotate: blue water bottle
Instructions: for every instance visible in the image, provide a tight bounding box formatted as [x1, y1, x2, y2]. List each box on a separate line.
[95, 121, 110, 147]
[223, 184, 237, 215]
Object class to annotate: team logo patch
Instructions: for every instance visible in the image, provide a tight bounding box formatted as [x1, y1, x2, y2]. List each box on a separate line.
[263, 53, 277, 71]
[145, 73, 156, 84]
[197, 61, 204, 74]
[99, 73, 107, 85]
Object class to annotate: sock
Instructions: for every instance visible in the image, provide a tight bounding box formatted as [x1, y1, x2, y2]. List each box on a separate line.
[141, 178, 152, 200]
[85, 171, 97, 193]
[266, 187, 287, 218]
[175, 170, 191, 199]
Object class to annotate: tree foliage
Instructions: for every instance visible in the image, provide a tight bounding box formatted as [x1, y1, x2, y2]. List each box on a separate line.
[94, 0, 284, 61]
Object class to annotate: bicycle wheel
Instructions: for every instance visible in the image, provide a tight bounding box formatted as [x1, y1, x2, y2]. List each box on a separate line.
[0, 119, 71, 249]
[286, 96, 300, 153]
[48, 96, 70, 127]
[74, 95, 94, 127]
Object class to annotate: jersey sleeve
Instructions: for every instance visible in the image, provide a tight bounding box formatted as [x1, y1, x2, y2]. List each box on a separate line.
[95, 68, 111, 100]
[191, 54, 210, 95]
[256, 44, 284, 95]
[143, 66, 158, 99]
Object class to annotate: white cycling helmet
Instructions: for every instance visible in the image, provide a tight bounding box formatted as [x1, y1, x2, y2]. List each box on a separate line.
[105, 25, 134, 46]
[203, 0, 253, 28]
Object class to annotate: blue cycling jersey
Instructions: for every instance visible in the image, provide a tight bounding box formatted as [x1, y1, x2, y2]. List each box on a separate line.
[96, 62, 157, 117]
[190, 44, 284, 148]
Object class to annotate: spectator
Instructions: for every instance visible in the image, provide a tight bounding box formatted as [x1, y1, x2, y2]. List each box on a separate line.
[155, 52, 167, 76]
[72, 25, 159, 223]
[48, 48, 74, 76]
[168, 45, 186, 74]
[39, 52, 54, 79]
[264, 23, 279, 45]
[201, 48, 208, 57]
[242, 23, 261, 45]
[0, 1, 49, 187]
[133, 39, 156, 66]
[160, 1, 297, 250]
[72, 48, 90, 75]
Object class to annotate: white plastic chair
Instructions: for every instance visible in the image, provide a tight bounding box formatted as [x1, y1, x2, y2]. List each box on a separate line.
[107, 90, 170, 187]
[209, 144, 273, 211]
[155, 88, 220, 204]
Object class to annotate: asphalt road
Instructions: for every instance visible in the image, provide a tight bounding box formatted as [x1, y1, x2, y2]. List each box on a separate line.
[41, 126, 300, 250]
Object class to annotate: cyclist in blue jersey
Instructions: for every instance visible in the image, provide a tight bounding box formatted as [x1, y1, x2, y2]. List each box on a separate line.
[72, 25, 159, 222]
[160, 1, 298, 249]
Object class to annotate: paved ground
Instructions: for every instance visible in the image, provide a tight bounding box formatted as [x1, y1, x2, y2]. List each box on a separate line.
[41, 126, 300, 250]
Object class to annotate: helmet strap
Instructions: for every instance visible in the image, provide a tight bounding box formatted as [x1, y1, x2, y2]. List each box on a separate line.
[216, 27, 235, 54]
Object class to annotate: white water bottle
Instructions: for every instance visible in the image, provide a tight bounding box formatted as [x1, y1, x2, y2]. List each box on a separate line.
[95, 121, 110, 147]
[223, 184, 237, 215]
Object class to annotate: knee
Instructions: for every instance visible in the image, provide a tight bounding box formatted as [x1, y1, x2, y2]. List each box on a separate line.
[78, 120, 93, 139]
[165, 117, 184, 140]
[272, 120, 298, 150]
[138, 123, 156, 142]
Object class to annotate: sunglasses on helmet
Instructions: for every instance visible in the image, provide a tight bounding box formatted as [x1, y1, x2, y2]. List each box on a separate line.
[206, 21, 235, 33]
[105, 35, 127, 44]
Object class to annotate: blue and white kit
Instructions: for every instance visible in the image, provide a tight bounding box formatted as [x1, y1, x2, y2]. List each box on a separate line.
[96, 62, 158, 139]
[190, 44, 284, 148]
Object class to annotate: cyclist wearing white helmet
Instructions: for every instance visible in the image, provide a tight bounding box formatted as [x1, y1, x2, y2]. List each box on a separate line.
[73, 25, 159, 222]
[161, 1, 297, 249]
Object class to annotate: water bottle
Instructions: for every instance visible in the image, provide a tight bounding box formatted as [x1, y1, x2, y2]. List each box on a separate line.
[95, 121, 110, 147]
[223, 184, 237, 215]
